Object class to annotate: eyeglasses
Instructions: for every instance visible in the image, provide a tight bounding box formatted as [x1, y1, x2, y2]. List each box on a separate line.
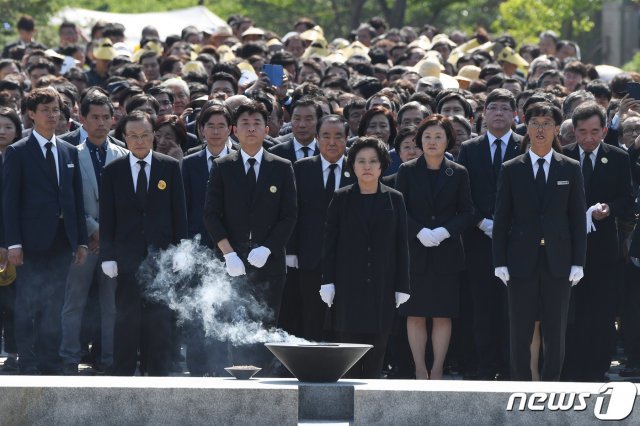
[36, 107, 61, 116]
[622, 126, 640, 135]
[528, 122, 556, 130]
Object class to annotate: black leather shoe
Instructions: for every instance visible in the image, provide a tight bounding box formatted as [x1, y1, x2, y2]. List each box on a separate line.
[63, 363, 79, 375]
[620, 366, 640, 378]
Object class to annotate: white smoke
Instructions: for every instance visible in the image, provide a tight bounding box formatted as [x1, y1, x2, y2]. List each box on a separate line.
[137, 237, 310, 346]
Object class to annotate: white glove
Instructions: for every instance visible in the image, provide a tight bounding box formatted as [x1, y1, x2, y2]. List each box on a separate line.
[172, 252, 188, 272]
[101, 261, 118, 278]
[478, 218, 494, 239]
[224, 252, 246, 277]
[319, 284, 335, 307]
[494, 266, 510, 286]
[417, 228, 439, 247]
[569, 265, 584, 287]
[395, 292, 410, 308]
[247, 246, 271, 268]
[285, 255, 299, 268]
[432, 227, 450, 244]
[586, 204, 600, 234]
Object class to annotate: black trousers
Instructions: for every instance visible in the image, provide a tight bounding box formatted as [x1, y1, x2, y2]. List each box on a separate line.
[277, 267, 302, 336]
[112, 272, 172, 376]
[508, 246, 571, 381]
[0, 282, 17, 354]
[467, 239, 510, 379]
[298, 267, 331, 342]
[228, 271, 285, 374]
[15, 220, 71, 373]
[622, 263, 640, 366]
[563, 261, 618, 381]
[335, 320, 393, 379]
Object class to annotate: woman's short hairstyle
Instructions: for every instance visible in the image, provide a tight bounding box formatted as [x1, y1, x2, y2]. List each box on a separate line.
[357, 105, 397, 145]
[155, 114, 188, 149]
[393, 125, 419, 153]
[346, 136, 391, 175]
[415, 114, 456, 151]
[0, 106, 22, 143]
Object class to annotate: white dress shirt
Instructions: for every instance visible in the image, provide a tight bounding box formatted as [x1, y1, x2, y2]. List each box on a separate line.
[207, 141, 233, 172]
[320, 155, 344, 191]
[33, 129, 60, 185]
[487, 130, 512, 163]
[240, 147, 264, 178]
[293, 138, 317, 160]
[578, 144, 600, 168]
[129, 151, 152, 192]
[529, 149, 554, 181]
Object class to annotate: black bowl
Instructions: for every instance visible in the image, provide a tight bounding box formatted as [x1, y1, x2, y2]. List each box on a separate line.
[265, 343, 372, 382]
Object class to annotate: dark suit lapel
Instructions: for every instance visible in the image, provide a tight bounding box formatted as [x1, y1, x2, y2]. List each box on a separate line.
[56, 141, 69, 190]
[521, 152, 539, 204]
[414, 156, 435, 207]
[338, 158, 355, 188]
[120, 154, 139, 209]
[504, 134, 521, 162]
[479, 135, 495, 184]
[543, 152, 562, 208]
[254, 152, 275, 205]
[433, 158, 454, 201]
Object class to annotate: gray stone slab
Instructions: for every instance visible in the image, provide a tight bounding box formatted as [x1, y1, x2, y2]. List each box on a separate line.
[298, 381, 362, 421]
[353, 380, 640, 425]
[0, 376, 298, 426]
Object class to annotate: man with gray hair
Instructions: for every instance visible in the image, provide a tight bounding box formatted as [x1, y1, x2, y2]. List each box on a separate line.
[562, 90, 595, 119]
[559, 119, 575, 146]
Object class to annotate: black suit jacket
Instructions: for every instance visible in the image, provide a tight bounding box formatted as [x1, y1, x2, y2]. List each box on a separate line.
[182, 149, 217, 249]
[204, 149, 297, 276]
[292, 155, 355, 270]
[322, 182, 410, 333]
[457, 132, 522, 252]
[562, 143, 633, 264]
[493, 151, 587, 278]
[100, 152, 188, 274]
[3, 134, 88, 252]
[395, 156, 474, 274]
[59, 127, 126, 148]
[268, 138, 319, 164]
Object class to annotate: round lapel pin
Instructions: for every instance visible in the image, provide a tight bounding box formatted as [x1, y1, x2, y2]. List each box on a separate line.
[601, 157, 608, 164]
[344, 171, 350, 178]
[157, 180, 167, 190]
[445, 168, 454, 176]
[270, 185, 277, 193]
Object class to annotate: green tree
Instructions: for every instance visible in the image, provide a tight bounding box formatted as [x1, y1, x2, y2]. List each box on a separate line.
[492, 0, 602, 44]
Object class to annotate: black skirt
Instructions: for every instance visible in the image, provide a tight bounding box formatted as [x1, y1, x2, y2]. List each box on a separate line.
[399, 272, 459, 318]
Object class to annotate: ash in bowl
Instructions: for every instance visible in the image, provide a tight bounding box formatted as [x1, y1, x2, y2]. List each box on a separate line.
[224, 365, 261, 380]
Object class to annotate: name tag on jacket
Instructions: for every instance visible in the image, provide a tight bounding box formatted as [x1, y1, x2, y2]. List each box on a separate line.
[557, 180, 569, 186]
[67, 163, 75, 168]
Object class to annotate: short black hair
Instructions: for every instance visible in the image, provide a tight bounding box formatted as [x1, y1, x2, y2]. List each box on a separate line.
[121, 110, 155, 135]
[80, 93, 114, 117]
[346, 136, 391, 175]
[210, 71, 238, 95]
[126, 94, 160, 114]
[198, 103, 233, 128]
[571, 101, 606, 128]
[147, 86, 174, 104]
[585, 79, 612, 102]
[416, 114, 456, 151]
[291, 96, 323, 120]
[342, 97, 366, 119]
[485, 88, 516, 111]
[525, 102, 563, 126]
[234, 99, 268, 124]
[393, 125, 419, 153]
[25, 87, 62, 112]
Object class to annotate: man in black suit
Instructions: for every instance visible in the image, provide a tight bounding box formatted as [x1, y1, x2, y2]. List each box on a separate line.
[561, 102, 633, 381]
[100, 111, 188, 376]
[3, 87, 88, 374]
[181, 104, 235, 375]
[493, 102, 587, 381]
[269, 96, 321, 336]
[457, 89, 523, 380]
[270, 96, 322, 162]
[204, 100, 297, 368]
[290, 115, 355, 341]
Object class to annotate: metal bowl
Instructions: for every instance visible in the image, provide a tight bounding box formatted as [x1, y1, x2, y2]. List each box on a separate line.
[224, 365, 262, 380]
[265, 343, 372, 382]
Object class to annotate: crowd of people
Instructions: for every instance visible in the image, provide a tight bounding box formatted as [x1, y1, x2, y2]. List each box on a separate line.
[0, 11, 639, 382]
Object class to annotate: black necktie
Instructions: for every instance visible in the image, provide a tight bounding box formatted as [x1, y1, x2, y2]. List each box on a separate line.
[247, 158, 257, 198]
[209, 156, 216, 173]
[535, 158, 546, 201]
[45, 142, 58, 186]
[326, 163, 338, 198]
[582, 151, 593, 193]
[136, 160, 147, 207]
[301, 146, 311, 158]
[493, 139, 503, 177]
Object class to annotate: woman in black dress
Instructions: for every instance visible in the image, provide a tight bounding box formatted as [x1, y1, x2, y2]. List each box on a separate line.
[395, 115, 474, 379]
[321, 136, 411, 379]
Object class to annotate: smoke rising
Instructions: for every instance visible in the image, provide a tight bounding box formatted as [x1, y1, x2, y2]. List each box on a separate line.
[137, 237, 309, 346]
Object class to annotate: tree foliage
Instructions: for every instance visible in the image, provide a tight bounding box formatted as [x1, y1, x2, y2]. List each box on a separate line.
[492, 0, 602, 44]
